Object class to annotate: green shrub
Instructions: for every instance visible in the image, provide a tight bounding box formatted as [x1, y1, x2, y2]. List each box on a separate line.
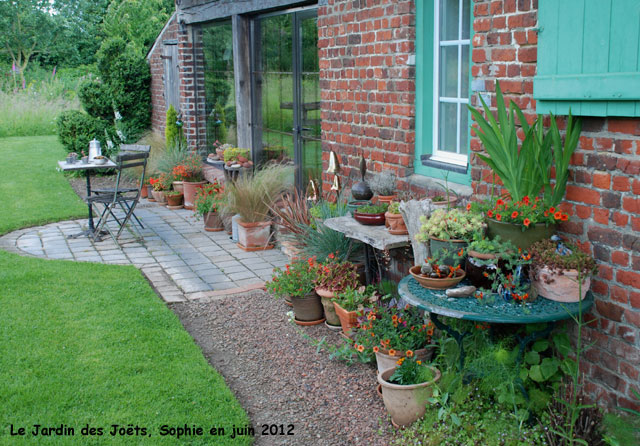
[55, 110, 109, 155]
[165, 104, 179, 149]
[77, 78, 113, 122]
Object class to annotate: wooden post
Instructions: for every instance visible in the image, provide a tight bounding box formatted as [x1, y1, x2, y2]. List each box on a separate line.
[232, 14, 252, 150]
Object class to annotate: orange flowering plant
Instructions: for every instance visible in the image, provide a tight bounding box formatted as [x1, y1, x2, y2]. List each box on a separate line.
[194, 180, 223, 217]
[173, 153, 204, 182]
[388, 356, 436, 385]
[265, 258, 317, 299]
[313, 253, 359, 293]
[353, 304, 434, 358]
[484, 196, 569, 229]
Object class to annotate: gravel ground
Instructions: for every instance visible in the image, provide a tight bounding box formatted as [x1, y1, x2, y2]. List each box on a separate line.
[171, 291, 400, 446]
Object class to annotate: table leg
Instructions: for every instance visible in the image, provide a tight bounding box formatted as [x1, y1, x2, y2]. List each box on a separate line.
[86, 170, 95, 232]
[430, 313, 471, 372]
[363, 244, 373, 284]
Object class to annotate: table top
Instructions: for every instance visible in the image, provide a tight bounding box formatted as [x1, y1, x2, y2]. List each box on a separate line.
[58, 159, 117, 171]
[398, 275, 594, 324]
[323, 216, 410, 251]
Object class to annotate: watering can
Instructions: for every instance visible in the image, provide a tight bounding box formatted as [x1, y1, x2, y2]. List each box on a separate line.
[89, 139, 102, 161]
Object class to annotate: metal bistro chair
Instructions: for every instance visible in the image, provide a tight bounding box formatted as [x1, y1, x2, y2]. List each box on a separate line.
[89, 146, 150, 244]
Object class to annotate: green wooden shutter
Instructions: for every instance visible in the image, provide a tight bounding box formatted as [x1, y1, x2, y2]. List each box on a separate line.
[535, 0, 640, 117]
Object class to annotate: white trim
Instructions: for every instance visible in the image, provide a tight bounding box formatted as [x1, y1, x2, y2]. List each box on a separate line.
[430, 153, 468, 167]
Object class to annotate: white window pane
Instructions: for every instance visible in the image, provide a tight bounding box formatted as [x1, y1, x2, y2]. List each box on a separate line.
[462, 0, 471, 40]
[439, 102, 458, 153]
[440, 46, 458, 98]
[461, 44, 469, 98]
[460, 105, 469, 156]
[440, 0, 459, 41]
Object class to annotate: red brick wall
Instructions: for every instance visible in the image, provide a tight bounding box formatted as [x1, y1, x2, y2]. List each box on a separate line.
[471, 0, 640, 411]
[317, 0, 417, 192]
[149, 16, 178, 136]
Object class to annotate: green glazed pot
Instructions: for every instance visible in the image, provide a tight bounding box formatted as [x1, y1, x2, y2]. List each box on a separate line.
[347, 200, 371, 216]
[486, 218, 556, 251]
[429, 237, 467, 267]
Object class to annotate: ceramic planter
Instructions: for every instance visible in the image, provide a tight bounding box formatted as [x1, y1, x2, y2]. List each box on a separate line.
[486, 218, 556, 251]
[172, 181, 184, 194]
[237, 220, 274, 251]
[203, 212, 224, 232]
[182, 180, 207, 210]
[146, 185, 155, 200]
[291, 291, 325, 324]
[531, 266, 591, 302]
[374, 347, 436, 375]
[465, 251, 500, 289]
[347, 200, 371, 216]
[354, 211, 386, 226]
[166, 193, 183, 209]
[409, 265, 466, 290]
[151, 189, 167, 203]
[429, 236, 467, 267]
[316, 288, 340, 326]
[385, 212, 409, 235]
[333, 301, 360, 335]
[378, 365, 441, 427]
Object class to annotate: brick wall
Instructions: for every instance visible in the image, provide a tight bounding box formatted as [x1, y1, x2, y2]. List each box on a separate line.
[471, 0, 640, 411]
[149, 16, 178, 136]
[317, 0, 417, 192]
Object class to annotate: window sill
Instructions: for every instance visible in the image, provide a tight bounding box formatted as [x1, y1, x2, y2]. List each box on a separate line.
[420, 154, 468, 175]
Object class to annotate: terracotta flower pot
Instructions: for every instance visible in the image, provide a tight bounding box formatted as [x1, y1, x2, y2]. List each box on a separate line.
[166, 193, 183, 208]
[291, 291, 325, 323]
[486, 218, 556, 251]
[140, 185, 148, 199]
[354, 211, 386, 226]
[172, 181, 184, 194]
[182, 180, 207, 210]
[378, 366, 441, 427]
[151, 189, 166, 203]
[377, 195, 396, 206]
[375, 347, 436, 375]
[385, 212, 409, 235]
[431, 197, 458, 208]
[531, 266, 591, 303]
[316, 288, 340, 326]
[409, 265, 466, 290]
[333, 301, 360, 335]
[203, 212, 224, 232]
[237, 220, 274, 251]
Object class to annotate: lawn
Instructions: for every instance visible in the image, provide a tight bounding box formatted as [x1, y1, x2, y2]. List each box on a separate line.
[0, 136, 86, 235]
[0, 136, 251, 445]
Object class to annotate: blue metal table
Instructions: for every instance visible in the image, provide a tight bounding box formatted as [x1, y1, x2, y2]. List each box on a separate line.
[398, 275, 594, 372]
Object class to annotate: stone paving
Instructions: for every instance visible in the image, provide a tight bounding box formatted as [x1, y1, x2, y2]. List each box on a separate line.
[0, 202, 289, 303]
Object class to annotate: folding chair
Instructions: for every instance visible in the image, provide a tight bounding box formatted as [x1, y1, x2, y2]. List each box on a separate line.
[88, 147, 150, 244]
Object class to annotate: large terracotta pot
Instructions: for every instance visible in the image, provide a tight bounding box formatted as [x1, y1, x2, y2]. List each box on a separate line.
[385, 212, 409, 235]
[237, 220, 274, 251]
[151, 189, 166, 203]
[486, 218, 556, 251]
[374, 346, 436, 375]
[316, 288, 340, 326]
[291, 291, 324, 324]
[333, 301, 360, 335]
[172, 181, 184, 194]
[203, 212, 224, 232]
[182, 180, 207, 210]
[531, 266, 591, 302]
[378, 366, 441, 427]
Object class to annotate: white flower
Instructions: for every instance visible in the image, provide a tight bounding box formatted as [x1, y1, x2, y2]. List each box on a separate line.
[286, 311, 295, 322]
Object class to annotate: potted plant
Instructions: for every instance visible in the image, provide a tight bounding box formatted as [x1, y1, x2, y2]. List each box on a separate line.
[353, 203, 388, 226]
[178, 153, 207, 210]
[465, 235, 516, 289]
[415, 208, 485, 265]
[149, 174, 169, 204]
[265, 258, 324, 324]
[347, 199, 371, 216]
[409, 255, 466, 290]
[66, 152, 78, 164]
[354, 304, 435, 374]
[370, 171, 397, 205]
[194, 181, 224, 232]
[223, 164, 293, 251]
[385, 201, 408, 235]
[314, 254, 360, 329]
[223, 147, 253, 182]
[333, 285, 380, 335]
[378, 357, 441, 427]
[165, 190, 184, 209]
[528, 238, 596, 302]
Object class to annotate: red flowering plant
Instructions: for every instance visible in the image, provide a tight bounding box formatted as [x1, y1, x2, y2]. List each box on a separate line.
[265, 258, 318, 299]
[193, 181, 224, 217]
[352, 304, 434, 359]
[314, 253, 359, 294]
[175, 153, 204, 182]
[485, 196, 569, 230]
[149, 173, 172, 191]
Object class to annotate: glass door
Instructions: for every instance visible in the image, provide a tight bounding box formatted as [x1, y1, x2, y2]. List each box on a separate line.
[252, 8, 320, 190]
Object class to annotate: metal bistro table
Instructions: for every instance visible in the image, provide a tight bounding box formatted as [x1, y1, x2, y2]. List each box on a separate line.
[58, 158, 117, 238]
[398, 275, 594, 372]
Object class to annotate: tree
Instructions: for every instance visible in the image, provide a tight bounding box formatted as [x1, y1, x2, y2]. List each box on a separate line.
[0, 0, 60, 86]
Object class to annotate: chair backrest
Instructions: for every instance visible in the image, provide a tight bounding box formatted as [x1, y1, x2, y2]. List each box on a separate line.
[111, 146, 150, 199]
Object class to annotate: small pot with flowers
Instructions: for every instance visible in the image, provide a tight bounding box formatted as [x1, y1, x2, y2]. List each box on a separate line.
[177, 153, 207, 210]
[353, 203, 389, 226]
[378, 356, 441, 427]
[354, 304, 436, 374]
[409, 250, 466, 290]
[314, 254, 360, 329]
[149, 174, 170, 204]
[485, 196, 563, 250]
[384, 201, 408, 235]
[528, 238, 596, 303]
[165, 190, 184, 209]
[194, 181, 224, 231]
[265, 258, 324, 324]
[333, 285, 381, 335]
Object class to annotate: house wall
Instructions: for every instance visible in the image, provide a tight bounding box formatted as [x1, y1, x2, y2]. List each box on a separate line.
[148, 15, 179, 136]
[471, 0, 640, 411]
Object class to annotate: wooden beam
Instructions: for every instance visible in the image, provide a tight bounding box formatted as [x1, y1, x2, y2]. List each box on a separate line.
[232, 14, 252, 150]
[178, 0, 315, 24]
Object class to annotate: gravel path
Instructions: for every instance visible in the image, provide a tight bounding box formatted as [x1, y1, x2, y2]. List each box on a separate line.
[171, 291, 399, 446]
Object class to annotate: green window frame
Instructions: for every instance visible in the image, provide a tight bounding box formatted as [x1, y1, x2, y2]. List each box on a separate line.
[535, 0, 640, 117]
[415, 0, 473, 186]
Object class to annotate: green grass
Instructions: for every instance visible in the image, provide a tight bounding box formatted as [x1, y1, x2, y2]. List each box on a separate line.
[0, 251, 250, 445]
[0, 136, 87, 235]
[0, 91, 79, 138]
